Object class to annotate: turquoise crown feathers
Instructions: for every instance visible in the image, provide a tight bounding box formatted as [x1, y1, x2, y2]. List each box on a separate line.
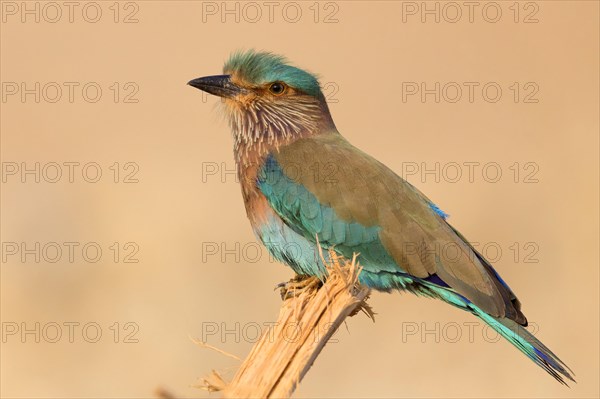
[224, 50, 322, 97]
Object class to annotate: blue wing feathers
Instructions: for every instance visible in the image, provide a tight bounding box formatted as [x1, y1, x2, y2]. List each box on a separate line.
[429, 202, 449, 219]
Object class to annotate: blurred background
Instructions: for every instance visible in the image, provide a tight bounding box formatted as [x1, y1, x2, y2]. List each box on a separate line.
[1, 1, 598, 398]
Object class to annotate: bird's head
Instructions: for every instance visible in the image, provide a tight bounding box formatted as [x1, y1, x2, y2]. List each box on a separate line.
[189, 50, 336, 153]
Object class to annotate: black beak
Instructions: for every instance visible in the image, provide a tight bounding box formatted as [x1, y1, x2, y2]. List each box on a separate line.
[187, 74, 242, 98]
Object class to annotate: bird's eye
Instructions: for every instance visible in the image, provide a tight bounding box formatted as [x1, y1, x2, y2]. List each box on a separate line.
[269, 82, 286, 95]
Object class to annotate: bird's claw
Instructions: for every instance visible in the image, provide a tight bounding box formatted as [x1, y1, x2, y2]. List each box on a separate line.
[276, 275, 322, 300]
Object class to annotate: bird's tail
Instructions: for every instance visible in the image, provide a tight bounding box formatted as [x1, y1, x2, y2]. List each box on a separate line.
[471, 305, 575, 385]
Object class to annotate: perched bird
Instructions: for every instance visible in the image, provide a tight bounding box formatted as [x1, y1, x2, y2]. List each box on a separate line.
[189, 50, 574, 384]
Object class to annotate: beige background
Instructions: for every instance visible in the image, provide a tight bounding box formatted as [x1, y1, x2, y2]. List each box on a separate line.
[1, 1, 598, 398]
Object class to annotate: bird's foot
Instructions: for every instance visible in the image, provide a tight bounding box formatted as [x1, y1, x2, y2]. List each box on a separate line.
[276, 275, 323, 300]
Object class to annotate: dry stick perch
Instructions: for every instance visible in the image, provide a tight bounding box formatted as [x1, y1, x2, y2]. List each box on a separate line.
[202, 249, 373, 398]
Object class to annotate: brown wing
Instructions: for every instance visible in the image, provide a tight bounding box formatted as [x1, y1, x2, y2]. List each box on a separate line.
[276, 132, 526, 323]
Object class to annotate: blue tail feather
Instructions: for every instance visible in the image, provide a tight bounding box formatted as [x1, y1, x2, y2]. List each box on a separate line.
[391, 274, 575, 385]
[474, 307, 575, 385]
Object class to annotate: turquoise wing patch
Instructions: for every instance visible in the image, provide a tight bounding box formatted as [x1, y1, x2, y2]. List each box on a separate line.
[257, 155, 401, 274]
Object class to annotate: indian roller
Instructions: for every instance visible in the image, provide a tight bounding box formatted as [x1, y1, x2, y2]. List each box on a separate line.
[188, 50, 574, 385]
